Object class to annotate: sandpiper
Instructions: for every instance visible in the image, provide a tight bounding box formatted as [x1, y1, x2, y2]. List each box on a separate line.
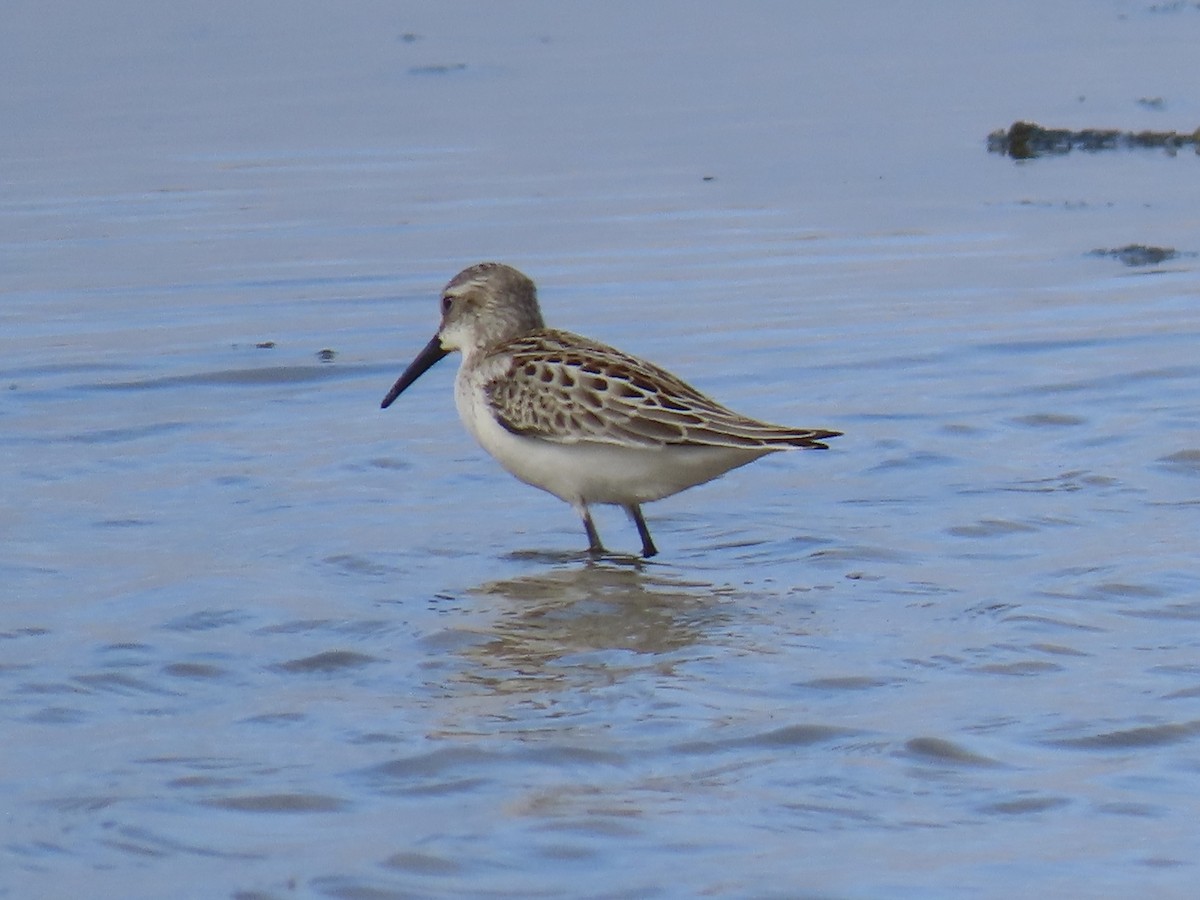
[381, 263, 840, 557]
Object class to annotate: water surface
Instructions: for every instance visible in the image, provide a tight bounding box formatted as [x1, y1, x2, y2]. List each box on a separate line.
[3, 2, 1200, 897]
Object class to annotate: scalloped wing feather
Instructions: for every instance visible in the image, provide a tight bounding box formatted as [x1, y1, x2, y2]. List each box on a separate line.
[484, 329, 840, 450]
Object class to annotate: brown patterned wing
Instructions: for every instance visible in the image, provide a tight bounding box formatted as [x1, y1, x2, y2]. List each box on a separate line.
[484, 329, 840, 449]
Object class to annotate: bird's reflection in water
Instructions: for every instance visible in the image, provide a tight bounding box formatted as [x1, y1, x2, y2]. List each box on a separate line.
[456, 557, 733, 695]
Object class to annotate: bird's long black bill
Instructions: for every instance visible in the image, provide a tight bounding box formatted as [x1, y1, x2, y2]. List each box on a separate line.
[380, 335, 448, 409]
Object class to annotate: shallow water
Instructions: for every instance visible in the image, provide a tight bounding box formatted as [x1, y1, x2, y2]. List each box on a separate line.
[4, 1, 1200, 897]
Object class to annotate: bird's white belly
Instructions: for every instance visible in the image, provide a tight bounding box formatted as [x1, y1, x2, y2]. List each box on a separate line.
[454, 369, 770, 506]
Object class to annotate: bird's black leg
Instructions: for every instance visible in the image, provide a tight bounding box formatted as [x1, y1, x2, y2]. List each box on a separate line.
[625, 504, 658, 558]
[580, 504, 606, 556]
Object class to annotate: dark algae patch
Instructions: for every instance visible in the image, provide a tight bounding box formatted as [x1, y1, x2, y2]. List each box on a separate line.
[988, 120, 1200, 159]
[1088, 245, 1193, 267]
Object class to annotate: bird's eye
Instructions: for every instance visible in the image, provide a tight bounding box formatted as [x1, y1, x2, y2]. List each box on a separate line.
[440, 295, 453, 315]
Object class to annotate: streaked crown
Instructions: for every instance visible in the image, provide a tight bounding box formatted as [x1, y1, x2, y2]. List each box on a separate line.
[438, 262, 545, 353]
